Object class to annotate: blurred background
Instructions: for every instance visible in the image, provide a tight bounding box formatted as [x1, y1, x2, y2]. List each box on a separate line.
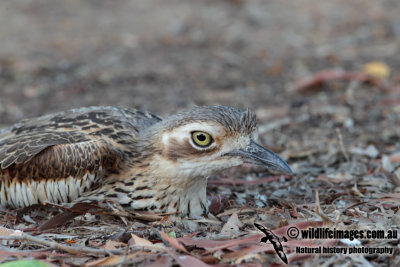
[0, 0, 398, 123]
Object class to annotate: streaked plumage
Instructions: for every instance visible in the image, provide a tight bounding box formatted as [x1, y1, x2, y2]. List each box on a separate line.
[0, 105, 292, 217]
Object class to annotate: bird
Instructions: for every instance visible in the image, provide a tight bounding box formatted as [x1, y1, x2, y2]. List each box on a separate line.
[0, 105, 292, 217]
[254, 223, 288, 264]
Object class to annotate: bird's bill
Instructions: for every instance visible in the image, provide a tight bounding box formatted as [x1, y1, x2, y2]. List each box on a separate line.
[226, 141, 293, 174]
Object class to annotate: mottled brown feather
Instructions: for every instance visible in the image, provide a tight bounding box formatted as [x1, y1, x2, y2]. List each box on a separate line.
[163, 106, 257, 135]
[0, 131, 89, 169]
[0, 106, 162, 207]
[0, 140, 120, 183]
[0, 106, 161, 169]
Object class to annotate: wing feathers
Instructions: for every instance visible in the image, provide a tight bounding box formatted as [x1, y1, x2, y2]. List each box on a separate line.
[0, 131, 89, 169]
[0, 106, 162, 208]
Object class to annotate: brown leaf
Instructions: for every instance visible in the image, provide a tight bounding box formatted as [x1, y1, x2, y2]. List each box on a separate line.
[159, 231, 189, 253]
[85, 255, 126, 266]
[388, 152, 400, 163]
[103, 240, 125, 250]
[178, 234, 263, 253]
[293, 69, 381, 93]
[0, 226, 22, 236]
[0, 226, 23, 246]
[178, 220, 324, 256]
[222, 239, 337, 263]
[143, 255, 172, 267]
[208, 195, 228, 215]
[129, 233, 154, 246]
[199, 255, 220, 264]
[38, 202, 102, 231]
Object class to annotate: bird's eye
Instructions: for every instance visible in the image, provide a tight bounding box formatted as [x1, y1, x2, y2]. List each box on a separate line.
[191, 131, 213, 147]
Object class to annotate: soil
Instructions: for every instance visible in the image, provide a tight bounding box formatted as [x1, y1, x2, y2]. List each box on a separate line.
[0, 0, 399, 266]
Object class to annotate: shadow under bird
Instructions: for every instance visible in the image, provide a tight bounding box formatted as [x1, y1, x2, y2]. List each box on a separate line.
[0, 105, 292, 217]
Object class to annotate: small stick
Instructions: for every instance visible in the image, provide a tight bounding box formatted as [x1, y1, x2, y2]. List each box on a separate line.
[0, 233, 123, 255]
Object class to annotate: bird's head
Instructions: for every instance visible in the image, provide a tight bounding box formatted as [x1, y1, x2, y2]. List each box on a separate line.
[145, 106, 292, 180]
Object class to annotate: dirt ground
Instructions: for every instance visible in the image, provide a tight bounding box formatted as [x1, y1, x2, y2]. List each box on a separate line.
[0, 0, 400, 266]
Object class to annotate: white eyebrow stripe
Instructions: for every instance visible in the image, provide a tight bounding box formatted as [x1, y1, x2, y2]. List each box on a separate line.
[161, 122, 224, 147]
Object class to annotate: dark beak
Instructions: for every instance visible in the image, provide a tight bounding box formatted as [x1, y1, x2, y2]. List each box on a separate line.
[225, 141, 293, 174]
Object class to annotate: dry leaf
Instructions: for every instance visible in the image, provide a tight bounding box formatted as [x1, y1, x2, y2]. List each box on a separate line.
[0, 226, 23, 246]
[178, 234, 263, 253]
[220, 213, 243, 236]
[388, 152, 400, 163]
[0, 226, 22, 236]
[208, 195, 227, 215]
[159, 231, 189, 253]
[293, 69, 378, 93]
[85, 255, 126, 266]
[143, 255, 172, 267]
[103, 240, 125, 250]
[129, 233, 154, 246]
[363, 62, 390, 78]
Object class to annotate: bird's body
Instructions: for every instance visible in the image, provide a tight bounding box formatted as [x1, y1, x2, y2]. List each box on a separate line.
[0, 106, 292, 217]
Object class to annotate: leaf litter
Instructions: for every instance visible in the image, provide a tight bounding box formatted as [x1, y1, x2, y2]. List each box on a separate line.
[1, 67, 400, 266]
[1, 5, 400, 264]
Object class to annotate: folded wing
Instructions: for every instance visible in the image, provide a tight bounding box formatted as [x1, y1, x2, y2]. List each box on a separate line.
[0, 106, 161, 208]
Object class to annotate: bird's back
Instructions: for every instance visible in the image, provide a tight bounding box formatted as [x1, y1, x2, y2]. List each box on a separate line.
[0, 106, 162, 208]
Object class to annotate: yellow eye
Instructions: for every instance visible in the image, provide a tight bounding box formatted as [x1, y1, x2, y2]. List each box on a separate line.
[192, 131, 213, 147]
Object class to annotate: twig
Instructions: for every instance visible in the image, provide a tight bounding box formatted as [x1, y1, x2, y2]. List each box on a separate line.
[0, 233, 123, 255]
[106, 200, 130, 226]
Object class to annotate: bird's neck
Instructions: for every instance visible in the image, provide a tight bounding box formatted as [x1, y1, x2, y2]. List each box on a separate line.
[89, 153, 209, 217]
